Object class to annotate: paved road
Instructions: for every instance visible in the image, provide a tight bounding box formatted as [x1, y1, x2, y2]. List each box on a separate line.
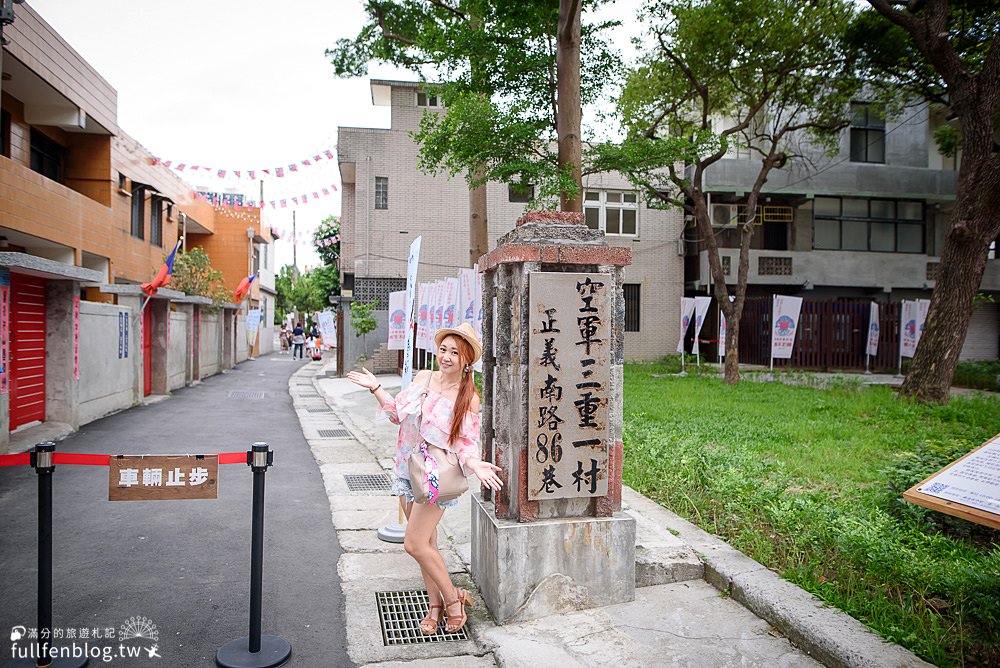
[0, 354, 350, 667]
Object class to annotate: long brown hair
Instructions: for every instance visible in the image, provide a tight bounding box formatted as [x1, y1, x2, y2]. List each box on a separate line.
[446, 334, 479, 445]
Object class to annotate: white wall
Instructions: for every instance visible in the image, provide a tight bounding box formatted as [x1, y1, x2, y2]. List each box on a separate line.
[78, 301, 135, 425]
[200, 312, 220, 377]
[168, 311, 188, 391]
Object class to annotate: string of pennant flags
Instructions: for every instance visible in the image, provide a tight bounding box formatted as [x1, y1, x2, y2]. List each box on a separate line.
[153, 149, 337, 179]
[191, 185, 339, 211]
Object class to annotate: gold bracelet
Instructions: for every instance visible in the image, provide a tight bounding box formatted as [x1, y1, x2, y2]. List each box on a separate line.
[370, 384, 381, 394]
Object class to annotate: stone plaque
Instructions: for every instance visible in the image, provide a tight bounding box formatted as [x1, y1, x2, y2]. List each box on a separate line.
[528, 272, 611, 500]
[109, 455, 219, 501]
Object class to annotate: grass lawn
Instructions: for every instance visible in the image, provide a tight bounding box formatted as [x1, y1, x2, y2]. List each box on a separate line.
[623, 360, 1000, 667]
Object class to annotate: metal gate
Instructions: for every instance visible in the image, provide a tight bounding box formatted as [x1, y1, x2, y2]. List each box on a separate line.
[10, 273, 46, 430]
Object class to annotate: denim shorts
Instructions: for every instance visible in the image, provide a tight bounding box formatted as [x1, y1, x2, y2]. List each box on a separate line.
[391, 475, 460, 509]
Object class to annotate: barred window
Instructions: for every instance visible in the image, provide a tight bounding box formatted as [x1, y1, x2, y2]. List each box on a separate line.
[375, 177, 388, 210]
[624, 283, 640, 332]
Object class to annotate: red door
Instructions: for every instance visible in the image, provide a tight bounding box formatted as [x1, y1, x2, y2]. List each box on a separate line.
[10, 274, 47, 431]
[142, 307, 152, 396]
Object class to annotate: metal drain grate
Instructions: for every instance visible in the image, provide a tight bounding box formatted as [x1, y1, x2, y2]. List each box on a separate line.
[319, 429, 352, 438]
[228, 391, 269, 400]
[306, 407, 332, 413]
[375, 590, 469, 645]
[344, 474, 392, 492]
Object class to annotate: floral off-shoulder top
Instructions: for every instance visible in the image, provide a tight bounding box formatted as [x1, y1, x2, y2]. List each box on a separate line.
[379, 376, 481, 480]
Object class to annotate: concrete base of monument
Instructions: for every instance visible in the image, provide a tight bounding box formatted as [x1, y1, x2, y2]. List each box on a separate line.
[471, 493, 636, 625]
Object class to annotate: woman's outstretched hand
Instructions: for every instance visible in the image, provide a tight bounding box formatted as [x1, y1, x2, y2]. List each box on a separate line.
[466, 458, 503, 492]
[346, 368, 379, 391]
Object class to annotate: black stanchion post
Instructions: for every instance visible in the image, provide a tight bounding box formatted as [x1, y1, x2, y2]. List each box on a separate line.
[4, 442, 87, 668]
[216, 443, 291, 668]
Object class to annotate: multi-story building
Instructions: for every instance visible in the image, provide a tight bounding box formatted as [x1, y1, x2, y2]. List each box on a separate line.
[687, 101, 998, 367]
[0, 2, 271, 449]
[337, 79, 685, 366]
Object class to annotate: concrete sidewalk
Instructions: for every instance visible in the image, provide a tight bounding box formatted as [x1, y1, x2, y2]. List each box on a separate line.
[294, 361, 932, 668]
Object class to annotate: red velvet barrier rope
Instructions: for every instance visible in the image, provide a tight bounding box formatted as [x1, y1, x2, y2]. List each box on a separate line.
[0, 451, 251, 467]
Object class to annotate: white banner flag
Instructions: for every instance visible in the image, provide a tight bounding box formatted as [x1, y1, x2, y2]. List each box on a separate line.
[719, 311, 727, 358]
[433, 281, 445, 340]
[416, 283, 429, 350]
[770, 295, 803, 360]
[474, 268, 485, 373]
[401, 237, 421, 387]
[387, 290, 407, 350]
[677, 297, 695, 354]
[443, 277, 459, 330]
[866, 302, 880, 357]
[246, 308, 261, 346]
[317, 310, 336, 347]
[900, 298, 930, 358]
[459, 268, 476, 327]
[692, 296, 712, 355]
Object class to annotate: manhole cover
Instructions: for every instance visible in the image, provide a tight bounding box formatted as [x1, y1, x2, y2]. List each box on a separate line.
[228, 391, 269, 400]
[319, 429, 352, 439]
[375, 590, 469, 645]
[306, 407, 332, 413]
[344, 474, 392, 492]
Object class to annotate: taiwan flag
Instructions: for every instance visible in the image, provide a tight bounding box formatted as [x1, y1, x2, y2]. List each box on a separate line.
[234, 273, 257, 303]
[141, 240, 182, 296]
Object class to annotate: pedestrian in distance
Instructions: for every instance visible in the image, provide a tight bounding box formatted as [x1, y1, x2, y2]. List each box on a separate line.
[347, 322, 502, 635]
[291, 322, 305, 359]
[279, 322, 290, 353]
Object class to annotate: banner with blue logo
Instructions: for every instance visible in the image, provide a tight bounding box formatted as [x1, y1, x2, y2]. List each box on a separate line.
[691, 296, 712, 355]
[900, 298, 930, 359]
[866, 302, 880, 357]
[770, 294, 803, 360]
[676, 297, 695, 354]
[387, 290, 407, 350]
[416, 283, 431, 351]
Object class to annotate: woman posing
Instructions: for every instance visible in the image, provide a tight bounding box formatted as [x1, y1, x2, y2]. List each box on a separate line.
[347, 322, 502, 634]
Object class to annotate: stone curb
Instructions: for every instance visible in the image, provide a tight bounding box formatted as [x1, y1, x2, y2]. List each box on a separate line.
[622, 487, 933, 668]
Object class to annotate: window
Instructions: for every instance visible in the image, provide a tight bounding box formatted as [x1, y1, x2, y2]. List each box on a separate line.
[253, 248, 260, 274]
[375, 176, 388, 209]
[416, 91, 442, 107]
[29, 129, 65, 182]
[150, 196, 163, 246]
[850, 103, 885, 163]
[583, 190, 638, 236]
[130, 183, 146, 239]
[624, 284, 640, 332]
[117, 172, 128, 193]
[812, 197, 924, 253]
[508, 183, 534, 202]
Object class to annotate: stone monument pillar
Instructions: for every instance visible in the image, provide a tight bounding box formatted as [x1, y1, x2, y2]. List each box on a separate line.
[472, 211, 635, 624]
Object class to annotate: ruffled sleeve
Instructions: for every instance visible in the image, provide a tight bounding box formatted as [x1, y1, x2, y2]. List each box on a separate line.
[455, 410, 482, 468]
[378, 382, 425, 425]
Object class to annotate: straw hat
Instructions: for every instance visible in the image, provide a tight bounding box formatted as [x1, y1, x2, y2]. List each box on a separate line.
[434, 322, 483, 364]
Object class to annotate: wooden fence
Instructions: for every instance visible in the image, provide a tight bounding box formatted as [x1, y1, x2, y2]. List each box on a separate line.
[739, 297, 902, 372]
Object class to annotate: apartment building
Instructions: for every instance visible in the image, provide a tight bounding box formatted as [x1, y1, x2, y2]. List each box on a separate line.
[688, 101, 998, 367]
[337, 79, 685, 364]
[0, 2, 271, 448]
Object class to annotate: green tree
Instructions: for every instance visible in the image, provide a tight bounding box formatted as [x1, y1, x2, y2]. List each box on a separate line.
[169, 246, 231, 308]
[350, 299, 378, 360]
[312, 214, 342, 270]
[848, 0, 1000, 403]
[591, 0, 860, 384]
[328, 1, 618, 262]
[274, 264, 338, 322]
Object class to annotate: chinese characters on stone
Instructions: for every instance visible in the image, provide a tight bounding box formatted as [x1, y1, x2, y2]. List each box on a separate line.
[528, 273, 611, 500]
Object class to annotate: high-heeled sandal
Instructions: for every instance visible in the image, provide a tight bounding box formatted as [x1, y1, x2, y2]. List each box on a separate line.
[444, 588, 475, 633]
[419, 603, 443, 635]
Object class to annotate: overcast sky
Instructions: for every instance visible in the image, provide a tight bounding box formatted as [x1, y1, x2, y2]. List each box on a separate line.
[26, 0, 641, 271]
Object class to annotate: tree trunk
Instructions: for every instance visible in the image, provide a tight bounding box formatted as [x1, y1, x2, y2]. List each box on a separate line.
[469, 174, 489, 267]
[899, 85, 1000, 402]
[557, 0, 582, 213]
[724, 310, 741, 384]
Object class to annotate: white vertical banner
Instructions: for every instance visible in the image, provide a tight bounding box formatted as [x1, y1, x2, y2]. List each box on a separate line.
[719, 312, 727, 357]
[387, 290, 407, 350]
[691, 296, 712, 355]
[900, 300, 918, 358]
[416, 283, 429, 350]
[474, 268, 485, 373]
[443, 277, 460, 329]
[246, 309, 261, 346]
[432, 281, 445, 338]
[866, 302, 880, 357]
[677, 297, 695, 353]
[401, 236, 421, 388]
[917, 298, 930, 345]
[458, 268, 476, 327]
[770, 295, 803, 360]
[317, 310, 336, 346]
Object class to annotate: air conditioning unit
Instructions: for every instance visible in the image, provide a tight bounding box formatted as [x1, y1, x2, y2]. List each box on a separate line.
[711, 203, 737, 227]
